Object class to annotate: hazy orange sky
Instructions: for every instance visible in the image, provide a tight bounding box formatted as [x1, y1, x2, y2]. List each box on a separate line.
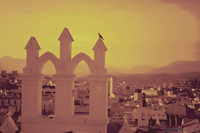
[0, 0, 200, 70]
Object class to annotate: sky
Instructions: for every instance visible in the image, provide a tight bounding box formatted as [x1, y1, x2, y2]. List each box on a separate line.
[0, 0, 200, 71]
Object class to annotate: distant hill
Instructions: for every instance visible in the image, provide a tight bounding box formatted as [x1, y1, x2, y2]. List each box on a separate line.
[151, 60, 200, 74]
[108, 60, 200, 74]
[129, 66, 157, 74]
[113, 60, 200, 85]
[114, 72, 200, 85]
[107, 65, 156, 74]
[1, 56, 200, 76]
[0, 56, 25, 73]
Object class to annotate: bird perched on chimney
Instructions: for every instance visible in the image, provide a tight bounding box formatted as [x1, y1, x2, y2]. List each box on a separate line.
[98, 33, 104, 40]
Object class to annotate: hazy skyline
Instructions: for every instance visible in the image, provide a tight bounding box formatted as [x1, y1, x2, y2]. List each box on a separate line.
[0, 0, 200, 70]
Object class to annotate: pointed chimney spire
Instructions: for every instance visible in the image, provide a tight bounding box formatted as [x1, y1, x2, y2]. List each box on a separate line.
[58, 28, 74, 42]
[25, 36, 41, 67]
[25, 36, 41, 50]
[93, 38, 107, 68]
[58, 28, 74, 65]
[92, 38, 107, 52]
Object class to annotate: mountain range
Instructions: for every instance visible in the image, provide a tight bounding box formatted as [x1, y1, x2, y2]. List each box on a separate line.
[0, 56, 25, 73]
[151, 60, 200, 74]
[0, 56, 200, 75]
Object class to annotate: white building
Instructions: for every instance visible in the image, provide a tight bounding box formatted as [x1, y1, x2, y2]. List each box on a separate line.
[21, 28, 109, 133]
[142, 87, 158, 96]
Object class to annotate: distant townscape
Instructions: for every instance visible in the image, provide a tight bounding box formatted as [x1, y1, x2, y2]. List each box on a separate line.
[1, 69, 200, 132]
[1, 0, 200, 132]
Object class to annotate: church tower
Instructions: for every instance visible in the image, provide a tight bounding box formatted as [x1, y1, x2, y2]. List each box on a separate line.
[22, 28, 109, 133]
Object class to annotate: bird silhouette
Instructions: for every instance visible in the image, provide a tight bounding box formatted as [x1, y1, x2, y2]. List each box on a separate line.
[98, 33, 104, 40]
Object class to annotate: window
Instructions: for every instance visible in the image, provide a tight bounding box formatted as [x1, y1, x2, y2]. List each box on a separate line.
[142, 113, 145, 120]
